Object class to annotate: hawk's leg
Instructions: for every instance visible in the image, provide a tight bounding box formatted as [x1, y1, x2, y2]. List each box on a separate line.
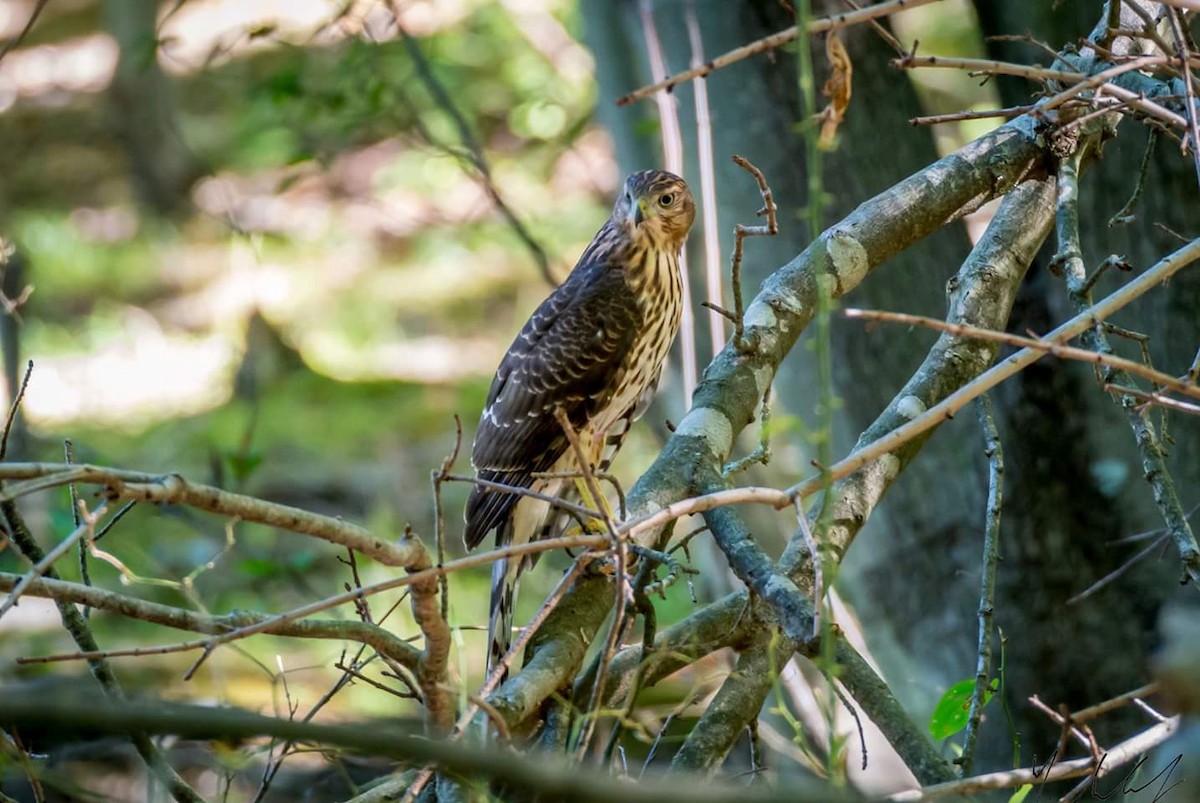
[569, 476, 615, 534]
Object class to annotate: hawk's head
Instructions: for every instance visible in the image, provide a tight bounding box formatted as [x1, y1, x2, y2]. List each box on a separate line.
[616, 170, 695, 250]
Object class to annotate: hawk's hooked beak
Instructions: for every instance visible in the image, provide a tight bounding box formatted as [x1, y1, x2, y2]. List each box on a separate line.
[631, 198, 647, 227]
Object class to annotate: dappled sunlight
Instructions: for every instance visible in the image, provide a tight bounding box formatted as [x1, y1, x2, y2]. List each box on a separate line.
[1, 0, 613, 431]
[0, 33, 117, 110]
[0, 0, 473, 108]
[23, 308, 237, 428]
[0, 1, 616, 777]
[157, 0, 472, 73]
[307, 331, 501, 383]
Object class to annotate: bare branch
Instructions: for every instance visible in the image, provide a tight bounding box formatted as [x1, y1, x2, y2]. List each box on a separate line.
[960, 395, 1003, 776]
[1164, 6, 1200, 185]
[0, 500, 108, 621]
[842, 308, 1200, 401]
[387, 6, 555, 287]
[0, 691, 857, 803]
[910, 105, 1032, 126]
[886, 716, 1180, 801]
[0, 503, 204, 803]
[0, 360, 32, 462]
[1053, 148, 1200, 586]
[617, 0, 945, 105]
[0, 572, 421, 669]
[894, 54, 1086, 83]
[786, 237, 1200, 508]
[0, 0, 50, 65]
[0, 462, 422, 568]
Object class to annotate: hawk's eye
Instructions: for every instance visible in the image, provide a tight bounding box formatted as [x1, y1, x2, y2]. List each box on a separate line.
[657, 193, 675, 208]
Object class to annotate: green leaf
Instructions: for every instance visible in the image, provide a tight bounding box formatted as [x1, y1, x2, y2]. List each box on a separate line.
[929, 678, 994, 740]
[239, 558, 279, 578]
[225, 451, 264, 484]
[1008, 784, 1033, 803]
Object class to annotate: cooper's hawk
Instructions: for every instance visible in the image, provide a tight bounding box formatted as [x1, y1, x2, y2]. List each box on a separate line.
[465, 170, 695, 678]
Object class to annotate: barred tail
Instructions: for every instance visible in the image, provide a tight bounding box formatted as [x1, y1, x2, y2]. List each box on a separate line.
[487, 551, 521, 684]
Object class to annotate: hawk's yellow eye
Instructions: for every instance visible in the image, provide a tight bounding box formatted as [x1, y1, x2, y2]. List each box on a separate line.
[657, 193, 674, 208]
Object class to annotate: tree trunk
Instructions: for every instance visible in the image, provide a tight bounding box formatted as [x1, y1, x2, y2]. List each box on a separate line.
[582, 0, 1197, 775]
[103, 0, 200, 214]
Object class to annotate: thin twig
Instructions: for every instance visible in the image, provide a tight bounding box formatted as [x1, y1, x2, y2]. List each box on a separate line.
[885, 716, 1180, 801]
[787, 237, 1200, 505]
[1054, 150, 1200, 587]
[1065, 532, 1171, 604]
[530, 470, 628, 520]
[432, 415, 462, 623]
[893, 54, 1087, 84]
[1079, 253, 1134, 295]
[447, 471, 602, 526]
[0, 360, 32, 462]
[714, 155, 778, 353]
[1071, 682, 1160, 723]
[6, 573, 422, 669]
[335, 661, 421, 701]
[1041, 56, 1171, 114]
[1110, 130, 1159, 226]
[0, 0, 50, 65]
[986, 32, 1062, 63]
[842, 308, 1200, 401]
[552, 408, 626, 758]
[1165, 7, 1200, 185]
[1028, 695, 1091, 756]
[1099, 83, 1190, 132]
[64, 439, 92, 620]
[1107, 384, 1200, 415]
[0, 501, 108, 621]
[1156, 0, 1200, 16]
[959, 395, 1003, 777]
[0, 462, 424, 568]
[467, 694, 510, 742]
[910, 105, 1033, 126]
[616, 0, 944, 105]
[387, 5, 555, 287]
[840, 0, 906, 57]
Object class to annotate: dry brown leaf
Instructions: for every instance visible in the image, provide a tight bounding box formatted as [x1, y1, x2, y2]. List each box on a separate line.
[819, 31, 853, 150]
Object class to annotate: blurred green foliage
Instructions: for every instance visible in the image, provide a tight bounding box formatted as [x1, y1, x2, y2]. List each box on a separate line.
[0, 0, 632, 722]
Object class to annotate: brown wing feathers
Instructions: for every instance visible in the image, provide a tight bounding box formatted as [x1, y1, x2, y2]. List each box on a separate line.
[464, 252, 640, 548]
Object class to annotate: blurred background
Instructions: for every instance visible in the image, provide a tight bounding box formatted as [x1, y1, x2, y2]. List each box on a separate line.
[0, 0, 630, 711]
[0, 0, 1196, 798]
